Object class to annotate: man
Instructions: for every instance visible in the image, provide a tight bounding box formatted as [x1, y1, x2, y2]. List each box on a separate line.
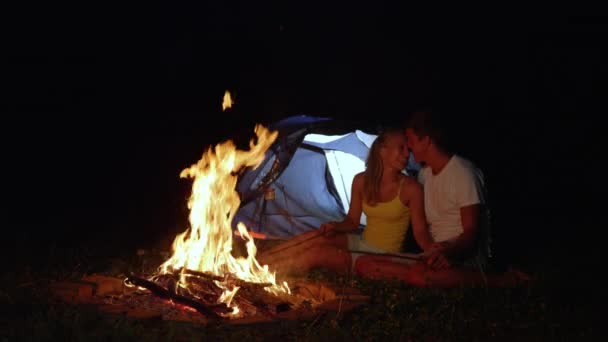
[405, 110, 491, 271]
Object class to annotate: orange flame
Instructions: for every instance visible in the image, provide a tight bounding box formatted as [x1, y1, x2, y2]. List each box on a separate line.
[157, 124, 289, 316]
[222, 90, 233, 111]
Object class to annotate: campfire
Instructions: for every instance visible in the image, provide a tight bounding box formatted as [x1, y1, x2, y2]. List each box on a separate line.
[50, 124, 367, 323]
[49, 93, 367, 324]
[123, 122, 308, 320]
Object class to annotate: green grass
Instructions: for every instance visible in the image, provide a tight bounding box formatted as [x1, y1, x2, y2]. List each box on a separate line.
[0, 239, 602, 341]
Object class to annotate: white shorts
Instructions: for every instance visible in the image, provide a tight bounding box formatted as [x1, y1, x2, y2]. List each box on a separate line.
[346, 233, 420, 271]
[347, 234, 385, 271]
[346, 233, 387, 254]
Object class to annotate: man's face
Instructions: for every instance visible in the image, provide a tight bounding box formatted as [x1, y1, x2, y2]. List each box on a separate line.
[405, 128, 430, 163]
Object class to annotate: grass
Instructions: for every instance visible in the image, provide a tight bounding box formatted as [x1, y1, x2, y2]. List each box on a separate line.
[0, 236, 602, 341]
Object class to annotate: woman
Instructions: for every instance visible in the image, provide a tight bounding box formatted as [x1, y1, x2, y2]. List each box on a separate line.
[257, 127, 432, 277]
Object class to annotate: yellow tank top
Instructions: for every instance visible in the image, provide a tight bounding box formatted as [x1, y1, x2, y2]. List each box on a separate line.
[362, 179, 410, 253]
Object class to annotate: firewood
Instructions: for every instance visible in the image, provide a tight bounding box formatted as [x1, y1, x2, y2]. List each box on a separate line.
[125, 276, 229, 319]
[49, 281, 95, 302]
[81, 274, 125, 296]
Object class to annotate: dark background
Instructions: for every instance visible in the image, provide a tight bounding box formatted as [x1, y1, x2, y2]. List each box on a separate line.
[3, 6, 605, 271]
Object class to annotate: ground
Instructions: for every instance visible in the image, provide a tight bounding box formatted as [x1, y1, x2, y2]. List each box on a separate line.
[0, 231, 603, 341]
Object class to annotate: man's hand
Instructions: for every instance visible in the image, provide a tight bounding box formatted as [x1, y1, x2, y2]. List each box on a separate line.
[425, 242, 452, 270]
[319, 222, 337, 237]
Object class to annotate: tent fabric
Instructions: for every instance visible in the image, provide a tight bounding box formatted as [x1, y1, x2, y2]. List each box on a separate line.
[303, 131, 371, 161]
[234, 146, 345, 237]
[232, 115, 421, 239]
[236, 116, 334, 207]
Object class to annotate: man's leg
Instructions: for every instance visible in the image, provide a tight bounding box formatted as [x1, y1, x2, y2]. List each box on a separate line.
[419, 267, 531, 288]
[354, 256, 427, 286]
[354, 255, 530, 288]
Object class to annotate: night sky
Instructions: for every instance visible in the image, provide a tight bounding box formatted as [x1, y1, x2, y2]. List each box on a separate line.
[4, 7, 605, 269]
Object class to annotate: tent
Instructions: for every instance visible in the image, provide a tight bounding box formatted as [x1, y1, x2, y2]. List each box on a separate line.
[232, 115, 421, 239]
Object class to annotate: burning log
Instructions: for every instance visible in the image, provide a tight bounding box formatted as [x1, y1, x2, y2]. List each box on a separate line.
[176, 277, 222, 303]
[175, 268, 293, 316]
[145, 267, 295, 317]
[177, 267, 273, 289]
[125, 276, 230, 319]
[234, 285, 293, 315]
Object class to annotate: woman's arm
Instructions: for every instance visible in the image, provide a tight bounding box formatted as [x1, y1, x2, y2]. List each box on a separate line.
[322, 173, 364, 234]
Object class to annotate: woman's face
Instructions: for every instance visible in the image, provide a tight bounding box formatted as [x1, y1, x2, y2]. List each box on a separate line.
[381, 133, 409, 171]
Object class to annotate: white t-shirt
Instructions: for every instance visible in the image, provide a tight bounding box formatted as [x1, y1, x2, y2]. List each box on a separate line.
[418, 155, 487, 243]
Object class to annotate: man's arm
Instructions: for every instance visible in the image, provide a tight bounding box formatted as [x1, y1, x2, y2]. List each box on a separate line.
[426, 203, 480, 269]
[440, 161, 484, 258]
[403, 179, 433, 251]
[441, 204, 480, 258]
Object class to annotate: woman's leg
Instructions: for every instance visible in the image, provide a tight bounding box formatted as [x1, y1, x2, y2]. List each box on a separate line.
[257, 230, 325, 266]
[257, 233, 350, 275]
[270, 243, 353, 276]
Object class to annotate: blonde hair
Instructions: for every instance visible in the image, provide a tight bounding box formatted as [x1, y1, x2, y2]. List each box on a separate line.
[363, 127, 405, 206]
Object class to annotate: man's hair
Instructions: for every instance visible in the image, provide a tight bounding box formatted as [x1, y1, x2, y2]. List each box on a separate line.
[405, 110, 451, 152]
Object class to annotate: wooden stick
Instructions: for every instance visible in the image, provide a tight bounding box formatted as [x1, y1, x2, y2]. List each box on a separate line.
[234, 230, 288, 241]
[351, 250, 424, 262]
[263, 231, 325, 256]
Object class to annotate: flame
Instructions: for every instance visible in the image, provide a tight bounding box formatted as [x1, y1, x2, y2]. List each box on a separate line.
[158, 124, 288, 316]
[222, 90, 233, 111]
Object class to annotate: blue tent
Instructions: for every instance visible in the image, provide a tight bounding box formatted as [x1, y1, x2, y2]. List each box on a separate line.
[233, 115, 421, 239]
